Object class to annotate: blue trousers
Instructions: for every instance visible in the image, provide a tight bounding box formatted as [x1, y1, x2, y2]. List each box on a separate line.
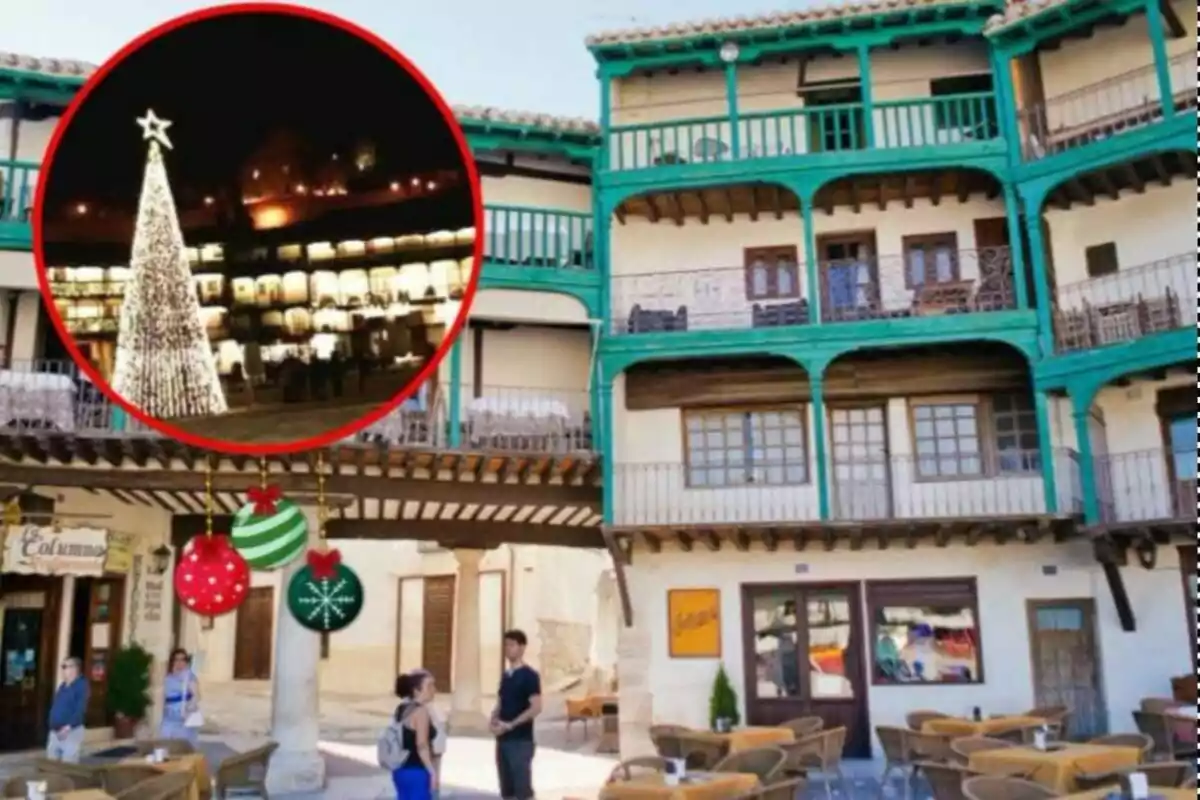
[393, 767, 431, 800]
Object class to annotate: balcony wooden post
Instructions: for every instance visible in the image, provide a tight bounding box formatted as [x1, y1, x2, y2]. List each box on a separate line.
[724, 61, 741, 159]
[1019, 183, 1054, 355]
[447, 336, 463, 446]
[990, 50, 1018, 148]
[1002, 184, 1029, 309]
[811, 370, 831, 521]
[598, 69, 612, 169]
[1070, 397, 1102, 524]
[857, 44, 875, 148]
[599, 378, 615, 524]
[1034, 390, 1059, 514]
[797, 186, 821, 324]
[1143, 0, 1175, 118]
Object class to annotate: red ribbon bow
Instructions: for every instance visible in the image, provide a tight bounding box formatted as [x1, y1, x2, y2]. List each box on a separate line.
[307, 548, 342, 580]
[247, 485, 282, 515]
[191, 534, 229, 559]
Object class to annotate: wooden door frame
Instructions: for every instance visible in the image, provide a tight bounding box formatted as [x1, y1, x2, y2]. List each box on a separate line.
[827, 400, 894, 517]
[394, 569, 508, 692]
[233, 586, 274, 681]
[1155, 387, 1194, 518]
[738, 580, 871, 753]
[82, 576, 126, 726]
[1024, 598, 1104, 721]
[1176, 546, 1197, 668]
[0, 574, 64, 750]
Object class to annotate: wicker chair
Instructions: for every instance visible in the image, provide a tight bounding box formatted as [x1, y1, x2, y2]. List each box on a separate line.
[779, 716, 824, 738]
[734, 777, 808, 800]
[916, 761, 974, 800]
[113, 770, 195, 800]
[33, 759, 104, 789]
[779, 726, 848, 800]
[1140, 697, 1178, 713]
[948, 736, 1014, 764]
[649, 725, 690, 758]
[102, 764, 165, 796]
[962, 776, 1058, 800]
[1132, 710, 1185, 760]
[877, 726, 924, 800]
[1122, 761, 1193, 788]
[214, 742, 279, 799]
[1087, 732, 1154, 761]
[134, 738, 198, 756]
[4, 773, 75, 798]
[906, 710, 950, 732]
[677, 734, 729, 770]
[606, 756, 670, 784]
[712, 746, 787, 782]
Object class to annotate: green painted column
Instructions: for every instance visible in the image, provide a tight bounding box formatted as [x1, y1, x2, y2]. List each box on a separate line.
[1034, 390, 1059, 514]
[1002, 184, 1029, 309]
[1144, 0, 1175, 118]
[800, 192, 821, 324]
[597, 69, 612, 169]
[111, 405, 128, 432]
[1021, 187, 1055, 355]
[811, 372, 831, 521]
[724, 62, 741, 159]
[990, 50, 1017, 153]
[1070, 397, 1101, 524]
[447, 336, 463, 446]
[599, 378, 615, 524]
[595, 194, 612, 335]
[857, 45, 875, 148]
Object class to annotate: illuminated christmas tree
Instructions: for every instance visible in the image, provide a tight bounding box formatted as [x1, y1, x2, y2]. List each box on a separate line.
[111, 110, 227, 419]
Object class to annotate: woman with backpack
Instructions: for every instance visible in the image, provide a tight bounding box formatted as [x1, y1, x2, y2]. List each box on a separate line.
[387, 670, 439, 799]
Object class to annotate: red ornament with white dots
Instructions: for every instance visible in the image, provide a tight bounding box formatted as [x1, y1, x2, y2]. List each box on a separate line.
[173, 534, 250, 616]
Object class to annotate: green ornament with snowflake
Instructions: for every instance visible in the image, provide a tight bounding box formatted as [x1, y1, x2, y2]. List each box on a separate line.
[286, 547, 364, 632]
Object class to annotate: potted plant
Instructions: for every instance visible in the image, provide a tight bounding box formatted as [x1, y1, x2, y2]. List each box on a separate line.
[708, 664, 741, 732]
[107, 643, 153, 738]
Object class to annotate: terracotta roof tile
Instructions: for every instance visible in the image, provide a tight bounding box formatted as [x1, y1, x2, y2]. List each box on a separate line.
[0, 51, 95, 78]
[983, 0, 1074, 34]
[585, 0, 992, 47]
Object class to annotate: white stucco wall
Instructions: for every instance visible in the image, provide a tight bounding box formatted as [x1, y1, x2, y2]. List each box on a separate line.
[623, 541, 1191, 754]
[481, 174, 591, 214]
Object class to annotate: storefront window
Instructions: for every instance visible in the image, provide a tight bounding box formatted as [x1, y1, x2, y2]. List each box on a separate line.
[867, 579, 981, 684]
[751, 592, 799, 698]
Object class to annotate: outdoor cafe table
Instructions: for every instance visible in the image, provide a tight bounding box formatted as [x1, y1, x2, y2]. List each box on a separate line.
[1059, 789, 1196, 800]
[119, 752, 210, 800]
[599, 772, 759, 800]
[968, 742, 1144, 793]
[54, 792, 115, 800]
[685, 726, 795, 753]
[922, 715, 1046, 736]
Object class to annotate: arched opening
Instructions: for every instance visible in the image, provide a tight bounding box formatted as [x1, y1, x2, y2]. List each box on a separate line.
[1037, 150, 1194, 354]
[609, 181, 806, 335]
[809, 167, 1019, 323]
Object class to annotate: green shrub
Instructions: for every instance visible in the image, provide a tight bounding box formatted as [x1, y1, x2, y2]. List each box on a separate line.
[107, 642, 153, 720]
[708, 664, 741, 730]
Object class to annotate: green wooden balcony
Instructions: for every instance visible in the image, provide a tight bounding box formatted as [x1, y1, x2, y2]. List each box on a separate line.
[606, 92, 1000, 173]
[0, 159, 37, 248]
[479, 205, 600, 313]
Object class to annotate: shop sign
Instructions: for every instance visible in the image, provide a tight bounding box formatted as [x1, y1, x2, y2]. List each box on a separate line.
[104, 532, 135, 574]
[2, 525, 108, 577]
[667, 588, 722, 658]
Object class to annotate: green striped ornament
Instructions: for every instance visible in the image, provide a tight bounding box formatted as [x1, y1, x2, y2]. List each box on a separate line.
[231, 497, 307, 570]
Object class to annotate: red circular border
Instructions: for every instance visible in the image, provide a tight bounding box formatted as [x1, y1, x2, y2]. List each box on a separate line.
[33, 1, 483, 456]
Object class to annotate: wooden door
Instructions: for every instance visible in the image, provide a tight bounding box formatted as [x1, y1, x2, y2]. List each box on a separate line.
[0, 579, 61, 752]
[1027, 599, 1105, 738]
[1178, 546, 1197, 669]
[422, 576, 456, 692]
[972, 217, 1010, 250]
[817, 232, 878, 320]
[80, 577, 125, 727]
[233, 587, 274, 680]
[829, 405, 891, 520]
[742, 583, 871, 758]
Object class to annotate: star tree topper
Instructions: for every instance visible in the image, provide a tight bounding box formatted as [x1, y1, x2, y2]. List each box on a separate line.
[136, 109, 173, 150]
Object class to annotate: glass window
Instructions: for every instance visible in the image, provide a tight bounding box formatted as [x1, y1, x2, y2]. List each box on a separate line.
[685, 408, 808, 487]
[806, 590, 855, 699]
[991, 393, 1040, 473]
[751, 592, 800, 699]
[903, 234, 958, 288]
[868, 580, 980, 684]
[1169, 416, 1196, 480]
[913, 402, 982, 478]
[744, 247, 800, 300]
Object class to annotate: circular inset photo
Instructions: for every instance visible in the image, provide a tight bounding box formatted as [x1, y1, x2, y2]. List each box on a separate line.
[34, 3, 481, 453]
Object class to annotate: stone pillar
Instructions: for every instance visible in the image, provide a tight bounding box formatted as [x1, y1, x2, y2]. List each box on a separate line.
[449, 549, 489, 732]
[616, 620, 654, 759]
[266, 511, 325, 795]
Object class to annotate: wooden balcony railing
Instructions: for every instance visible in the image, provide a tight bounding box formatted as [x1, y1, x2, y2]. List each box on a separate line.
[1095, 448, 1196, 525]
[819, 246, 1015, 324]
[0, 159, 38, 232]
[1052, 253, 1196, 352]
[1018, 51, 1197, 160]
[607, 92, 999, 172]
[483, 205, 594, 270]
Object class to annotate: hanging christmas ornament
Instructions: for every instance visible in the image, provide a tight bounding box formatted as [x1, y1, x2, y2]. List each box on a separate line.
[231, 460, 307, 570]
[287, 452, 363, 632]
[174, 458, 249, 617]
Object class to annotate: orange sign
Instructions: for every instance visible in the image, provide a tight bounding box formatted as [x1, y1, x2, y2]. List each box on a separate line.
[667, 588, 721, 658]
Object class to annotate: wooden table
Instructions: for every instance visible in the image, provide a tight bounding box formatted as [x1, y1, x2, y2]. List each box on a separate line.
[968, 743, 1143, 792]
[599, 772, 759, 800]
[54, 792, 115, 800]
[119, 753, 210, 800]
[685, 726, 794, 753]
[922, 715, 1045, 737]
[567, 694, 618, 718]
[1059, 789, 1196, 800]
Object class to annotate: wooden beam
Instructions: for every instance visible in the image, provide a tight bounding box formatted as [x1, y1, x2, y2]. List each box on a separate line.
[1159, 0, 1185, 37]
[1120, 164, 1145, 194]
[695, 191, 710, 224]
[748, 186, 760, 222]
[1099, 559, 1136, 632]
[0, 464, 600, 510]
[326, 517, 603, 549]
[603, 529, 634, 627]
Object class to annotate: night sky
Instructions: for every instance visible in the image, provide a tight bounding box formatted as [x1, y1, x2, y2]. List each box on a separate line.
[42, 10, 468, 211]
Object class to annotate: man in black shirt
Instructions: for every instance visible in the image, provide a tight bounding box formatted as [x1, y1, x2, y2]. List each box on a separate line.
[491, 629, 541, 800]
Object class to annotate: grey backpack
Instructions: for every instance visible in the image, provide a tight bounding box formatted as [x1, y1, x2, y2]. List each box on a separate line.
[377, 703, 417, 771]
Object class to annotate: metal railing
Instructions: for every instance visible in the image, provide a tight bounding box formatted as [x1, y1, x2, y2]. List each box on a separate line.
[611, 449, 1076, 527]
[0, 160, 38, 227]
[1095, 448, 1196, 525]
[818, 247, 1015, 324]
[1053, 253, 1196, 352]
[607, 93, 999, 171]
[483, 206, 594, 270]
[1019, 51, 1197, 160]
